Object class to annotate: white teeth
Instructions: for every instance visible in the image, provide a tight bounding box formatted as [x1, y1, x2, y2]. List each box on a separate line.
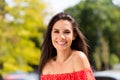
[57, 42, 66, 45]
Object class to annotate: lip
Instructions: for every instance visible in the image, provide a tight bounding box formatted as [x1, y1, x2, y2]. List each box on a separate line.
[56, 41, 67, 45]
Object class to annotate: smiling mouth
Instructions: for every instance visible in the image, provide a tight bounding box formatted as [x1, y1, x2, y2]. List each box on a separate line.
[57, 41, 67, 45]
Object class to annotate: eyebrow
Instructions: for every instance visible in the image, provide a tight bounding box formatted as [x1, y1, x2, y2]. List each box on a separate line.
[52, 28, 58, 30]
[52, 28, 71, 31]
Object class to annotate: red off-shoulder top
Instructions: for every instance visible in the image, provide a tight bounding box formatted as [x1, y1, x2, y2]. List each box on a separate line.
[40, 68, 95, 80]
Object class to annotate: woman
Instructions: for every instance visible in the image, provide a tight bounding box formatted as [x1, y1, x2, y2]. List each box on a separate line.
[39, 12, 95, 80]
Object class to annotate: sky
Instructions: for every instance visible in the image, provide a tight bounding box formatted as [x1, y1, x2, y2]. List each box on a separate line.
[42, 0, 80, 24]
[43, 0, 80, 14]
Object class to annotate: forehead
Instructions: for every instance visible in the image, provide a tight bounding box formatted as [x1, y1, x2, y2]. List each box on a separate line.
[52, 20, 73, 30]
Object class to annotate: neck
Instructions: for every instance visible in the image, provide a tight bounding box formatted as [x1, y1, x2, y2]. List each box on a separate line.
[55, 48, 72, 63]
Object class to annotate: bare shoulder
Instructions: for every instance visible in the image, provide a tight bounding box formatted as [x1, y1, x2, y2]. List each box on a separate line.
[72, 50, 91, 71]
[42, 59, 53, 74]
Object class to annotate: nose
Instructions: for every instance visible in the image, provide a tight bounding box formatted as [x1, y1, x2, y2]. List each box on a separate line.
[60, 34, 65, 39]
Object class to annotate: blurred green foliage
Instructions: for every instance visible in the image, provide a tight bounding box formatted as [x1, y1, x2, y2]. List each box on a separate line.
[110, 53, 119, 67]
[65, 0, 120, 70]
[0, 0, 46, 74]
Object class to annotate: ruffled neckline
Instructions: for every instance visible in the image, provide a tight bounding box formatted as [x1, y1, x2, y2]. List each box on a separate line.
[41, 68, 92, 76]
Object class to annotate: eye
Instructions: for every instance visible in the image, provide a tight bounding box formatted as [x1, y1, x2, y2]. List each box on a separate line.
[65, 31, 70, 34]
[64, 30, 70, 34]
[53, 30, 59, 33]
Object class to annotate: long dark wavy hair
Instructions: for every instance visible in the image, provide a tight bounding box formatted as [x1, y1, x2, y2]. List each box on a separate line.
[38, 12, 88, 75]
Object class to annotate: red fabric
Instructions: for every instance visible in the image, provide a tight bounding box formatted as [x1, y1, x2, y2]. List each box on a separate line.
[41, 68, 95, 80]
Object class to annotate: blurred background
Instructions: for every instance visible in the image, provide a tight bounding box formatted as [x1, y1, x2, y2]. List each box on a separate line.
[0, 0, 120, 80]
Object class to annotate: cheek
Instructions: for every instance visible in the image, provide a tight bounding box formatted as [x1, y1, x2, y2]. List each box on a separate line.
[69, 33, 75, 40]
[51, 33, 57, 46]
[67, 35, 74, 42]
[51, 35, 54, 43]
[51, 36, 55, 46]
[51, 33, 56, 40]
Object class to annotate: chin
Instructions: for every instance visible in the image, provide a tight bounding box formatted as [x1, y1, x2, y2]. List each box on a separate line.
[56, 47, 70, 51]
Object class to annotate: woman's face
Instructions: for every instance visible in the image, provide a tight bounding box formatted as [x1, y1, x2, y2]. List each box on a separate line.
[51, 20, 75, 50]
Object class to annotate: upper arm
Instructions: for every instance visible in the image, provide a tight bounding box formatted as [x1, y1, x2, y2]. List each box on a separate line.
[73, 51, 91, 71]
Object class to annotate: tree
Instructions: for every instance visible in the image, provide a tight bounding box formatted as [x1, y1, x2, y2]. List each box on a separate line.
[0, 0, 46, 74]
[65, 0, 120, 70]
